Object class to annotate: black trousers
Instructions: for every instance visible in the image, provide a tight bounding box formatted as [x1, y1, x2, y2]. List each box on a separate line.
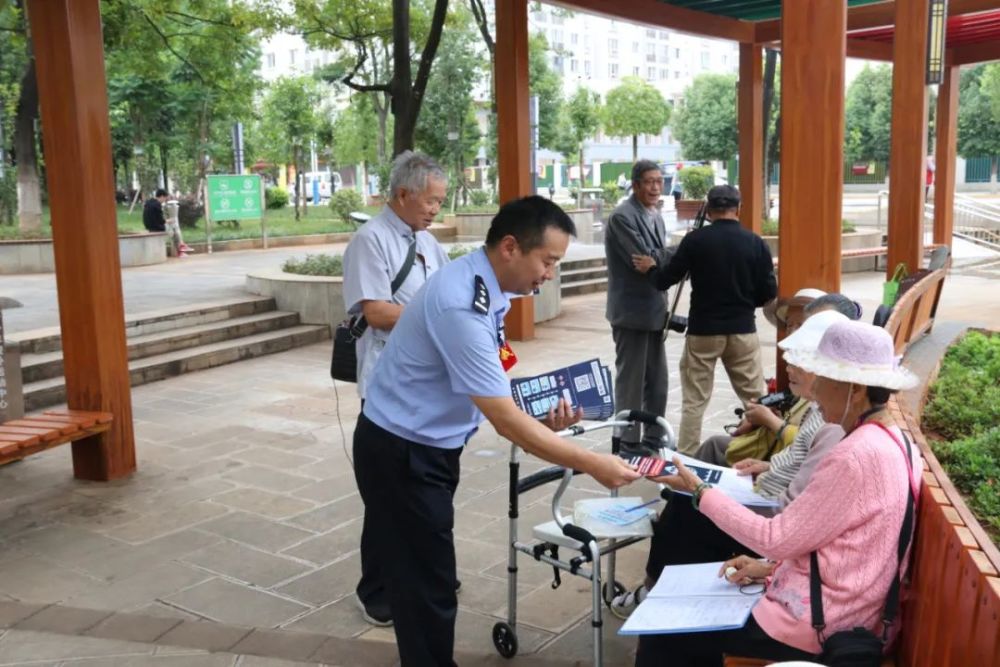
[645, 497, 756, 582]
[635, 615, 816, 666]
[356, 400, 389, 613]
[353, 413, 462, 667]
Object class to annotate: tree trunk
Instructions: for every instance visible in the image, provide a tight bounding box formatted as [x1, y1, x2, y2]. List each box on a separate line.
[374, 95, 389, 164]
[632, 135, 638, 163]
[577, 148, 585, 208]
[761, 49, 778, 221]
[160, 144, 169, 193]
[293, 146, 301, 221]
[195, 100, 210, 203]
[391, 0, 448, 157]
[15, 56, 42, 233]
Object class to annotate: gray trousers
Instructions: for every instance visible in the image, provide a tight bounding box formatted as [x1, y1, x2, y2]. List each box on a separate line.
[612, 327, 667, 447]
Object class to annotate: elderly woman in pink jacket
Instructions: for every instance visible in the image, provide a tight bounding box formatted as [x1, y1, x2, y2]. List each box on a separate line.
[640, 321, 921, 666]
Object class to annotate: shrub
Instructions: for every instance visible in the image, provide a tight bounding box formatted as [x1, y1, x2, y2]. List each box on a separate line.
[679, 165, 714, 200]
[282, 253, 343, 276]
[265, 187, 289, 210]
[468, 189, 491, 207]
[600, 181, 621, 207]
[933, 427, 1000, 534]
[923, 331, 1000, 440]
[759, 218, 857, 236]
[329, 188, 365, 226]
[448, 244, 477, 260]
[177, 196, 204, 229]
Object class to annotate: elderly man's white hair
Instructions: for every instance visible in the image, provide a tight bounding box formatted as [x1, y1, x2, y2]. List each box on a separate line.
[389, 150, 446, 199]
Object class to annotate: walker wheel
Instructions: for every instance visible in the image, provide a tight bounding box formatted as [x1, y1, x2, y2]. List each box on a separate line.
[492, 621, 518, 658]
[603, 580, 626, 606]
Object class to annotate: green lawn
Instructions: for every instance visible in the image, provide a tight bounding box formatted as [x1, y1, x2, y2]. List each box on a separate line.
[0, 204, 384, 243]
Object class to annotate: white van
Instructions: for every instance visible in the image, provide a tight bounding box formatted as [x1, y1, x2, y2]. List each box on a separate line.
[302, 170, 343, 200]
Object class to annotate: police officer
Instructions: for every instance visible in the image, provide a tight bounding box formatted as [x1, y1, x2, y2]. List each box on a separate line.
[354, 196, 640, 666]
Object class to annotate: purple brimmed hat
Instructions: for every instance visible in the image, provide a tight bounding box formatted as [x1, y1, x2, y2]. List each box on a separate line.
[783, 320, 919, 391]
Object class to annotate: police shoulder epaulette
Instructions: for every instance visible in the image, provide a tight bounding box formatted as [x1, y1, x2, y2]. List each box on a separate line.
[472, 275, 490, 314]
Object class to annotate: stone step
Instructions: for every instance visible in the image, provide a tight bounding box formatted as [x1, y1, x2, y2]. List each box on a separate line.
[22, 324, 330, 412]
[20, 310, 302, 384]
[12, 296, 277, 355]
[561, 256, 606, 270]
[560, 266, 608, 284]
[561, 276, 609, 297]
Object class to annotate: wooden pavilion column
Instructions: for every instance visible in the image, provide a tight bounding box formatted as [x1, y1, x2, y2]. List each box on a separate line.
[778, 1, 845, 295]
[29, 0, 136, 480]
[495, 0, 534, 340]
[887, 0, 931, 277]
[934, 60, 960, 247]
[738, 43, 763, 234]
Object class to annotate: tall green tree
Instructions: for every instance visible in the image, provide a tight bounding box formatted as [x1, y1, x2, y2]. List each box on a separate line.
[844, 64, 893, 163]
[529, 32, 565, 152]
[555, 87, 601, 207]
[260, 76, 323, 220]
[331, 94, 381, 193]
[603, 76, 670, 162]
[958, 64, 1000, 185]
[671, 73, 738, 162]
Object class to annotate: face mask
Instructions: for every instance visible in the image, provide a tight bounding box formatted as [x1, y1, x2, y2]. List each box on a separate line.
[838, 384, 855, 428]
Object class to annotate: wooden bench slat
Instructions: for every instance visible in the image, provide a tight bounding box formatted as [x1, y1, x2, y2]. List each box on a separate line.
[0, 443, 21, 456]
[28, 412, 97, 428]
[0, 426, 65, 442]
[3, 419, 79, 436]
[0, 430, 42, 447]
[43, 409, 112, 424]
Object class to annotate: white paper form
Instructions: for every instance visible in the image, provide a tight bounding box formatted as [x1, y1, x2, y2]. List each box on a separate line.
[665, 452, 780, 509]
[619, 561, 762, 635]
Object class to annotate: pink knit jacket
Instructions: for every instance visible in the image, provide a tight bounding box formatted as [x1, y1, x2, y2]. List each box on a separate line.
[700, 423, 920, 654]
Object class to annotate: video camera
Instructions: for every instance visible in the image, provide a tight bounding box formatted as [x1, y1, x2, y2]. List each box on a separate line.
[734, 389, 797, 419]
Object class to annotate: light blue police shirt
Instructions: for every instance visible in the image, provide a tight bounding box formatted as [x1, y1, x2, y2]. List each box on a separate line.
[363, 247, 513, 449]
[342, 206, 449, 399]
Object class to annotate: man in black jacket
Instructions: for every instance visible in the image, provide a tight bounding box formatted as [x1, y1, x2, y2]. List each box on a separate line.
[142, 189, 168, 232]
[634, 185, 776, 454]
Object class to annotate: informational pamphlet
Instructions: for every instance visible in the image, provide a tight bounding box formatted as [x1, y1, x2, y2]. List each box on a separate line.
[510, 358, 614, 421]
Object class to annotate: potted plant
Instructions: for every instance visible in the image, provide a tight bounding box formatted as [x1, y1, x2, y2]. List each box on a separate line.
[674, 165, 714, 221]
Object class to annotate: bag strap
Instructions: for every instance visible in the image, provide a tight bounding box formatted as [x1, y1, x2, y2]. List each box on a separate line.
[351, 236, 418, 337]
[810, 425, 916, 643]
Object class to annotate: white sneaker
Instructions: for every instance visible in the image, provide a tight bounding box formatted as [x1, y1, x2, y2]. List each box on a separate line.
[610, 585, 648, 620]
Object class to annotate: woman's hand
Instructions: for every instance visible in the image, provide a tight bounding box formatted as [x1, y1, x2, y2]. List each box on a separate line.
[631, 254, 657, 274]
[650, 456, 703, 493]
[542, 398, 583, 432]
[718, 555, 774, 584]
[733, 458, 770, 477]
[743, 402, 784, 432]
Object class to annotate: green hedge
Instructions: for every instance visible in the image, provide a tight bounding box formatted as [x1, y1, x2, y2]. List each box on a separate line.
[282, 254, 343, 277]
[923, 330, 1000, 540]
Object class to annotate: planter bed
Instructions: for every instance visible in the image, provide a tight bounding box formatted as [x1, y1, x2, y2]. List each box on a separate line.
[0, 232, 167, 274]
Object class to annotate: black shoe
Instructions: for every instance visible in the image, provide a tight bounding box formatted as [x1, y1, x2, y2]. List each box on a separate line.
[355, 596, 393, 627]
[455, 579, 462, 594]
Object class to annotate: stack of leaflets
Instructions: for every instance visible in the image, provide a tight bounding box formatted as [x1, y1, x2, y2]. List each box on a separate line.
[661, 452, 779, 508]
[619, 561, 762, 635]
[510, 358, 614, 421]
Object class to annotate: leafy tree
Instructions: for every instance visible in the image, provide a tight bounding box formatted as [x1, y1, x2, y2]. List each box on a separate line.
[2, 0, 41, 232]
[554, 87, 601, 207]
[603, 76, 670, 162]
[671, 73, 738, 162]
[844, 64, 893, 163]
[294, 0, 449, 157]
[0, 2, 26, 226]
[958, 65, 1000, 184]
[981, 63, 1000, 122]
[331, 94, 381, 193]
[259, 76, 323, 220]
[529, 32, 565, 153]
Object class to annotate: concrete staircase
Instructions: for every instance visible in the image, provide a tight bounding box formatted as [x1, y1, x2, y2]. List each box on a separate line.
[14, 297, 329, 411]
[560, 256, 608, 297]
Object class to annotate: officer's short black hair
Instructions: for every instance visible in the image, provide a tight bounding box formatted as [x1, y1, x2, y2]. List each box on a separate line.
[485, 196, 576, 252]
[631, 159, 661, 185]
[155, 188, 168, 198]
[706, 184, 740, 212]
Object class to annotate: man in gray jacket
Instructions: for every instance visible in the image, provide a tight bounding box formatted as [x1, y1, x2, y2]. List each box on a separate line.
[604, 160, 675, 455]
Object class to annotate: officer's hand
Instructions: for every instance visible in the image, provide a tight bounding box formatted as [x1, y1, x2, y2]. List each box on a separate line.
[588, 453, 641, 489]
[542, 399, 583, 432]
[631, 254, 656, 274]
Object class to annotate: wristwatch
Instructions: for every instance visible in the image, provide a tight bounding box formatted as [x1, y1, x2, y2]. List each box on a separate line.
[691, 482, 712, 510]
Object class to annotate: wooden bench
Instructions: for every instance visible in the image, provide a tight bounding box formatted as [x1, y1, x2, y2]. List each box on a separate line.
[724, 399, 1000, 667]
[0, 409, 113, 466]
[883, 266, 948, 354]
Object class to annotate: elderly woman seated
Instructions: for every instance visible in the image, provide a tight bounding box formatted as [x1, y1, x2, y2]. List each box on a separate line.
[611, 306, 851, 619]
[635, 321, 921, 666]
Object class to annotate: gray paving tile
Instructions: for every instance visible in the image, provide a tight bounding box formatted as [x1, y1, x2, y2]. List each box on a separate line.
[100, 502, 229, 544]
[16, 605, 113, 634]
[197, 513, 314, 553]
[280, 597, 369, 638]
[156, 620, 252, 653]
[222, 466, 317, 494]
[0, 601, 48, 628]
[0, 628, 152, 661]
[229, 628, 328, 661]
[163, 579, 309, 628]
[0, 556, 101, 603]
[68, 562, 212, 612]
[85, 611, 183, 643]
[181, 541, 312, 588]
[274, 555, 361, 607]
[209, 489, 316, 521]
[284, 496, 362, 533]
[279, 521, 361, 566]
[237, 657, 321, 667]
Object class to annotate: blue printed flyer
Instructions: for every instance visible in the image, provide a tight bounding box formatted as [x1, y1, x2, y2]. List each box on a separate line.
[510, 358, 614, 421]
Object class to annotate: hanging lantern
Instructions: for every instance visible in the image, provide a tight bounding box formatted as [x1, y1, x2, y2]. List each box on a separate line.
[926, 0, 948, 84]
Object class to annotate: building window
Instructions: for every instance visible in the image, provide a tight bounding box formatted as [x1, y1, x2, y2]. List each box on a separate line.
[701, 51, 710, 68]
[571, 33, 578, 45]
[646, 29, 656, 38]
[647, 66, 656, 80]
[674, 47, 681, 59]
[609, 63, 619, 78]
[608, 38, 618, 58]
[660, 45, 669, 61]
[633, 66, 640, 76]
[584, 60, 591, 76]
[658, 30, 669, 40]
[675, 70, 681, 79]
[646, 42, 656, 63]
[265, 53, 275, 68]
[633, 41, 640, 54]
[659, 68, 668, 80]
[570, 59, 579, 73]
[289, 49, 297, 64]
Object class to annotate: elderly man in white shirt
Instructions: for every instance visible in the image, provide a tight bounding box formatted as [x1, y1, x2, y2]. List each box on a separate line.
[341, 150, 450, 626]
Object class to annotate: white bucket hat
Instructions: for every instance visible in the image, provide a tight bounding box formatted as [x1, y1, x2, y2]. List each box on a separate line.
[778, 310, 849, 353]
[763, 288, 827, 328]
[783, 320, 919, 391]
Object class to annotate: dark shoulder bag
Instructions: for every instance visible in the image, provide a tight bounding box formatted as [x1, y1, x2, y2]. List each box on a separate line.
[330, 239, 417, 382]
[810, 430, 916, 667]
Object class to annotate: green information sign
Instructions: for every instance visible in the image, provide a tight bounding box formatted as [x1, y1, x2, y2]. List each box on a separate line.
[206, 174, 263, 222]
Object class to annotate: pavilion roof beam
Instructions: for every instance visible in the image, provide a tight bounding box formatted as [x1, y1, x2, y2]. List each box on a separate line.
[765, 38, 894, 61]
[755, 0, 1000, 44]
[952, 39, 1000, 64]
[549, 0, 755, 43]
